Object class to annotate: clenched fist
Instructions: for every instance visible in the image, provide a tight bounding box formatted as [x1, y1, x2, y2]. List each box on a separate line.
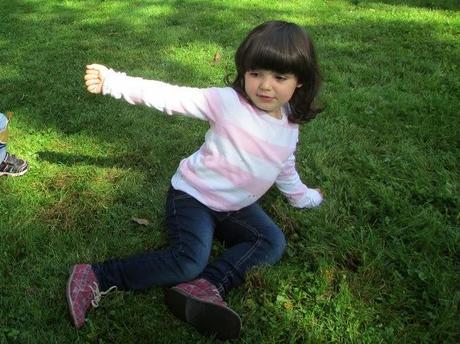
[84, 64, 108, 94]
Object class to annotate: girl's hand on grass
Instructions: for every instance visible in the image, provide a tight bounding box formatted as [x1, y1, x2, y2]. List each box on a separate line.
[315, 188, 323, 198]
[84, 64, 108, 94]
[302, 188, 323, 208]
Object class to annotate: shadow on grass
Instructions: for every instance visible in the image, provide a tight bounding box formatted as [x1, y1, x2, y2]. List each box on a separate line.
[349, 0, 459, 10]
[37, 150, 148, 169]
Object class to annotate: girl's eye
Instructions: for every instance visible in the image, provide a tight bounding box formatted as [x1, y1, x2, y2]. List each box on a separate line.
[248, 72, 259, 77]
[275, 75, 287, 81]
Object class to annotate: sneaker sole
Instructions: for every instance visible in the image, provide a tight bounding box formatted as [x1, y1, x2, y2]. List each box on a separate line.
[165, 287, 241, 340]
[0, 166, 29, 177]
[66, 266, 83, 328]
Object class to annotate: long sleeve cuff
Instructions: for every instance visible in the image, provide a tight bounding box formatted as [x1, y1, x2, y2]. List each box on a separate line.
[102, 69, 128, 98]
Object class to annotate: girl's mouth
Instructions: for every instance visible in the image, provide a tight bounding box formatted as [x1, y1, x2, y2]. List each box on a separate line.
[257, 95, 274, 102]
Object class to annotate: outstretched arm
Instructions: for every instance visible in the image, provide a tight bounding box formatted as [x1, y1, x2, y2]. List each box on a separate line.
[83, 64, 220, 122]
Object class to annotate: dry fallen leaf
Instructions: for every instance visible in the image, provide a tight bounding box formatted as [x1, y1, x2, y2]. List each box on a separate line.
[283, 301, 294, 310]
[6, 112, 13, 120]
[132, 217, 150, 226]
[212, 51, 221, 63]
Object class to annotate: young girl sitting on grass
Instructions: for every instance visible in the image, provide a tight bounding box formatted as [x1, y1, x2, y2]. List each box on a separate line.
[67, 20, 323, 340]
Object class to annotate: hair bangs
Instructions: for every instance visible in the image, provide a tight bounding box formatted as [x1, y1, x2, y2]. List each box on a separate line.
[242, 35, 304, 77]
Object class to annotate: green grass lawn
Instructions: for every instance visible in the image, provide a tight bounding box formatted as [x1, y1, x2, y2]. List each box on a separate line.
[1, 0, 459, 343]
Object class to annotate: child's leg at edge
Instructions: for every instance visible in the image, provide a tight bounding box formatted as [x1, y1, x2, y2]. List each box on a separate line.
[91, 187, 216, 291]
[0, 113, 8, 162]
[200, 203, 286, 297]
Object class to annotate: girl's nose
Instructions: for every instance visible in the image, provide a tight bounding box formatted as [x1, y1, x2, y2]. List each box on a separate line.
[259, 76, 272, 90]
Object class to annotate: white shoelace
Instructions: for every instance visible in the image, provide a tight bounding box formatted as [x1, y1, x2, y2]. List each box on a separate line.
[89, 282, 117, 308]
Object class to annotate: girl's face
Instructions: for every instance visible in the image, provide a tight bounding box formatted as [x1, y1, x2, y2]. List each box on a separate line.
[244, 69, 301, 118]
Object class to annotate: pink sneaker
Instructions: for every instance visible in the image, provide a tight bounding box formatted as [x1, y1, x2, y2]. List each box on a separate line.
[66, 264, 116, 328]
[165, 278, 241, 339]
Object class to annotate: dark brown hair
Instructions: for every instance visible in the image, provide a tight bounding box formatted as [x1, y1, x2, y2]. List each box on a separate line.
[226, 21, 322, 123]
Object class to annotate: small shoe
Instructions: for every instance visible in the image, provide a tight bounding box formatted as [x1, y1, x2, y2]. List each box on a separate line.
[165, 278, 241, 340]
[0, 152, 28, 177]
[66, 264, 116, 328]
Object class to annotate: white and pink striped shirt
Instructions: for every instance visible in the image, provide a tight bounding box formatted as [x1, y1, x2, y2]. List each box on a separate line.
[102, 69, 322, 211]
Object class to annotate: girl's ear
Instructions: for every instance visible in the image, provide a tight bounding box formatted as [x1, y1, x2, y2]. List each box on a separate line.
[296, 83, 303, 88]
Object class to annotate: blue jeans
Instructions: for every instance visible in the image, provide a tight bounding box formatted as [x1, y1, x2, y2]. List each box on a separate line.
[0, 113, 8, 162]
[92, 187, 286, 296]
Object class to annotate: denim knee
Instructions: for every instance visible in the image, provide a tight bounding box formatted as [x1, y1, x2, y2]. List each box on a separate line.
[172, 250, 209, 282]
[264, 228, 286, 264]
